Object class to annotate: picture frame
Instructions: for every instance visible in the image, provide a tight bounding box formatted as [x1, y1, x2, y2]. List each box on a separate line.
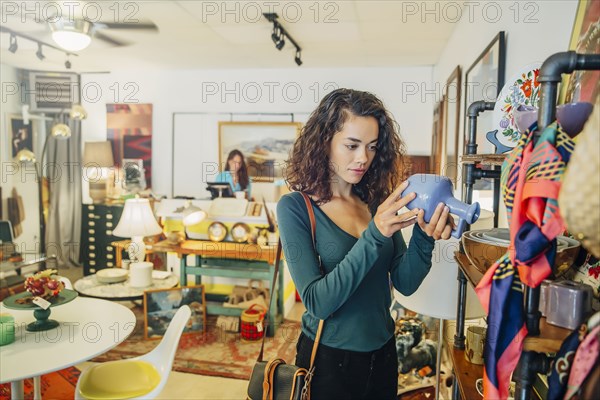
[106, 103, 153, 187]
[430, 97, 446, 175]
[144, 285, 206, 339]
[463, 32, 506, 156]
[561, 0, 600, 104]
[218, 121, 302, 182]
[122, 158, 146, 193]
[443, 66, 462, 183]
[8, 115, 37, 159]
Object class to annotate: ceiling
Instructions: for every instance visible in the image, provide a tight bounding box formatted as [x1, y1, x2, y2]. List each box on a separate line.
[0, 1, 459, 72]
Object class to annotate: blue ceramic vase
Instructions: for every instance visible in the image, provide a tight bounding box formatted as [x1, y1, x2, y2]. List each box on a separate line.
[404, 174, 480, 238]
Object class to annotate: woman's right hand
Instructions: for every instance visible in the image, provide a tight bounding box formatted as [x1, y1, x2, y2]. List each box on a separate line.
[374, 181, 421, 237]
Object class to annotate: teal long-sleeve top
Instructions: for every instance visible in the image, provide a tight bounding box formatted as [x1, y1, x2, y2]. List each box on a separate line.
[215, 171, 252, 199]
[277, 191, 435, 352]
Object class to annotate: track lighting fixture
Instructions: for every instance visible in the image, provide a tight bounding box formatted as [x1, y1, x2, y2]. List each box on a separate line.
[295, 50, 303, 66]
[9, 33, 18, 53]
[36, 43, 45, 60]
[263, 13, 303, 66]
[1, 26, 78, 69]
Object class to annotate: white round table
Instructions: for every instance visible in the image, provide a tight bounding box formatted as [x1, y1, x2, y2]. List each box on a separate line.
[0, 296, 136, 399]
[74, 273, 179, 300]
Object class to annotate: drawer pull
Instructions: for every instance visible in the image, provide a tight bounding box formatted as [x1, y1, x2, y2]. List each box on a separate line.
[88, 229, 95, 234]
[107, 262, 114, 267]
[90, 237, 96, 242]
[89, 221, 96, 227]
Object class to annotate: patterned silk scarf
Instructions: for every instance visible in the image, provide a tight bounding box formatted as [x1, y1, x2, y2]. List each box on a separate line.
[475, 121, 576, 399]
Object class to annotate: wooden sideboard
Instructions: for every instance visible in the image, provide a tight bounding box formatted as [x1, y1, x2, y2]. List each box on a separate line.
[113, 239, 283, 336]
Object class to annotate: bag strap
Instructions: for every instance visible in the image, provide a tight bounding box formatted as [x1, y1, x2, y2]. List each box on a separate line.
[299, 192, 325, 369]
[256, 193, 325, 369]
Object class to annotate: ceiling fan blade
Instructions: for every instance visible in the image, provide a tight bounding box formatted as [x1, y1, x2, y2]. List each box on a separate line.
[99, 22, 158, 31]
[94, 31, 130, 47]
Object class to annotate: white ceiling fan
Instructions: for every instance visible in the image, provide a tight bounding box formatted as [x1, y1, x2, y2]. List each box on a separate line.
[49, 18, 159, 51]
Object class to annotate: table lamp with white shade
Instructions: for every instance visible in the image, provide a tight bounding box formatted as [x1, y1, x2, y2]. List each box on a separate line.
[113, 198, 162, 263]
[83, 141, 114, 203]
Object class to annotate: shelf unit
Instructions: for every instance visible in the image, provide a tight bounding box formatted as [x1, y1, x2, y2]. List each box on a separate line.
[452, 51, 600, 400]
[452, 252, 569, 399]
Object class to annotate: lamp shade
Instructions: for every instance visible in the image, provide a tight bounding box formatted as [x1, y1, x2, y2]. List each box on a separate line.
[182, 203, 207, 226]
[83, 141, 114, 167]
[394, 233, 485, 320]
[113, 198, 162, 238]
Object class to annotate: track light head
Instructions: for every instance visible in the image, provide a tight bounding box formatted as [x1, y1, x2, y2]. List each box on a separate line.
[65, 59, 72, 69]
[36, 43, 45, 60]
[295, 50, 302, 66]
[271, 24, 280, 44]
[275, 37, 285, 50]
[9, 34, 18, 53]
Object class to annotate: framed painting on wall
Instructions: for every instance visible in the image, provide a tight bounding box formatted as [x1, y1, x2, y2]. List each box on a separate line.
[107, 104, 153, 188]
[8, 115, 36, 159]
[562, 0, 600, 104]
[218, 121, 302, 182]
[143, 285, 206, 339]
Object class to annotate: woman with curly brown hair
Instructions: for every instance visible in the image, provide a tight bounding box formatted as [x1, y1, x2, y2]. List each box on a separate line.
[277, 88, 453, 399]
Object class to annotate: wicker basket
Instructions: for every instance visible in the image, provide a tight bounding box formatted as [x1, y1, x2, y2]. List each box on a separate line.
[240, 304, 266, 341]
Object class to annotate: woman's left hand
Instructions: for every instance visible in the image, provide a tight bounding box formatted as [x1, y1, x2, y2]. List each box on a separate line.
[417, 202, 454, 240]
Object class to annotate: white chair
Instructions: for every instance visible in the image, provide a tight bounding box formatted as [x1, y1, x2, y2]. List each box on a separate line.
[75, 305, 192, 400]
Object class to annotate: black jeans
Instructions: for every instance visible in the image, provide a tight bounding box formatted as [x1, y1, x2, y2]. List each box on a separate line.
[295, 332, 398, 400]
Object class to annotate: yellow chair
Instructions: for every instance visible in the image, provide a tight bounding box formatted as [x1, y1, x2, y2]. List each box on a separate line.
[75, 305, 191, 400]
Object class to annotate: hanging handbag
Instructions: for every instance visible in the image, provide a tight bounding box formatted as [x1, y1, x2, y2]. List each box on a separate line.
[247, 193, 324, 400]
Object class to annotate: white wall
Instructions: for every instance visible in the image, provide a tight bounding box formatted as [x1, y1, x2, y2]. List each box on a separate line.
[80, 67, 434, 197]
[432, 0, 579, 226]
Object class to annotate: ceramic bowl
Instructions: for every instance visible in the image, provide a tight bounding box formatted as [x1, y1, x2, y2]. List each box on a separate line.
[462, 231, 508, 274]
[513, 104, 537, 134]
[513, 102, 594, 136]
[462, 229, 581, 276]
[96, 268, 129, 284]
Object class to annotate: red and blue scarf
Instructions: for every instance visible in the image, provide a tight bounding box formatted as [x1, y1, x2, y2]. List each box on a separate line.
[475, 121, 575, 399]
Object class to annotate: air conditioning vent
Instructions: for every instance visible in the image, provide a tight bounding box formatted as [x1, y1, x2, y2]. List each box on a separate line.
[28, 71, 80, 112]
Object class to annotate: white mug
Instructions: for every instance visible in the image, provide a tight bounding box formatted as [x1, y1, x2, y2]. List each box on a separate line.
[235, 191, 246, 200]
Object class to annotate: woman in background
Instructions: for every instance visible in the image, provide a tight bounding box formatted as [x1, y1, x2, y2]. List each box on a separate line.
[216, 149, 252, 199]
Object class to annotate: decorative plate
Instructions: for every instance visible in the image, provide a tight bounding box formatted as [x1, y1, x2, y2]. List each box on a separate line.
[492, 62, 542, 148]
[96, 268, 129, 284]
[231, 222, 251, 243]
[208, 221, 228, 242]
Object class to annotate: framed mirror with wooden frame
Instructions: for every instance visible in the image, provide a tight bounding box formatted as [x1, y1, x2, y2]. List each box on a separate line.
[443, 66, 462, 185]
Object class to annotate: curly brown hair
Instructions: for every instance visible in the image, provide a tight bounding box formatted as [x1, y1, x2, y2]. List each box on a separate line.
[285, 88, 406, 212]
